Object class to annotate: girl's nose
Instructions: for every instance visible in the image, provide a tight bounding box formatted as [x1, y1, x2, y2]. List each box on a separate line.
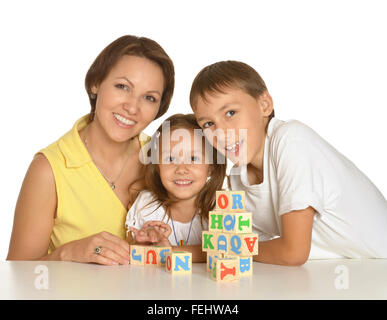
[175, 162, 189, 174]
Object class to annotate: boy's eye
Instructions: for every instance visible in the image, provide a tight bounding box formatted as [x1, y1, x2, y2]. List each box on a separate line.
[226, 110, 236, 117]
[203, 121, 214, 128]
[145, 95, 156, 103]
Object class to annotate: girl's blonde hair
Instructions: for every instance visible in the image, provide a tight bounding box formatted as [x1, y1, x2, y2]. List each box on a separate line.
[144, 113, 227, 225]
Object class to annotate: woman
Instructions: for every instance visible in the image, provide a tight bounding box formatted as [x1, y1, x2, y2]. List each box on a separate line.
[7, 35, 175, 265]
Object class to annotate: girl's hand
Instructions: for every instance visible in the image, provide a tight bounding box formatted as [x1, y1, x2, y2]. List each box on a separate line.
[129, 221, 172, 246]
[60, 231, 131, 266]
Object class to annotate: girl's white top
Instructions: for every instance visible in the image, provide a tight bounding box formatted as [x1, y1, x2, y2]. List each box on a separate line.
[125, 190, 208, 246]
[229, 117, 387, 259]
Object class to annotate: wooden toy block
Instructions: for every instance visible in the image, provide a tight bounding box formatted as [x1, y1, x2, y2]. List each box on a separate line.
[130, 245, 145, 265]
[216, 191, 231, 211]
[228, 233, 259, 256]
[223, 212, 252, 233]
[207, 252, 224, 272]
[145, 246, 158, 266]
[154, 246, 172, 267]
[228, 191, 245, 212]
[216, 233, 229, 254]
[211, 257, 239, 281]
[166, 251, 192, 274]
[208, 211, 223, 232]
[225, 255, 253, 276]
[216, 191, 245, 212]
[202, 231, 218, 252]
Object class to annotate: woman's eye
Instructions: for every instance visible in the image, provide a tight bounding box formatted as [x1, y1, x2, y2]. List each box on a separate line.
[145, 95, 156, 103]
[115, 83, 129, 91]
[226, 110, 236, 117]
[203, 121, 213, 128]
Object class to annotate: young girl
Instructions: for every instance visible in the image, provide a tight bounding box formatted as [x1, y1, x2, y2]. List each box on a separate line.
[189, 60, 387, 266]
[125, 113, 226, 262]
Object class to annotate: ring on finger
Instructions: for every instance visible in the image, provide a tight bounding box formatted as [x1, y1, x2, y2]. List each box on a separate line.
[94, 246, 102, 255]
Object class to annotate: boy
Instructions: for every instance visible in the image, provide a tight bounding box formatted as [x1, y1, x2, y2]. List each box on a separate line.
[189, 60, 387, 266]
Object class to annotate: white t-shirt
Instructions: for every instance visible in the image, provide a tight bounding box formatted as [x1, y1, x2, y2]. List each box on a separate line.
[125, 190, 208, 246]
[229, 117, 387, 259]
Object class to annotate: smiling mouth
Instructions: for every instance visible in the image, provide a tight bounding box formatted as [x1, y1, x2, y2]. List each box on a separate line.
[113, 113, 136, 126]
[225, 141, 241, 153]
[173, 179, 193, 186]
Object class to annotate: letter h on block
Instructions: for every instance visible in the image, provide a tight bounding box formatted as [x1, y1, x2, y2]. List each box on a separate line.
[166, 251, 192, 274]
[216, 191, 245, 212]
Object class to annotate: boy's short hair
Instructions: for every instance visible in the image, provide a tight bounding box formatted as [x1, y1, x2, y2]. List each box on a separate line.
[189, 60, 274, 120]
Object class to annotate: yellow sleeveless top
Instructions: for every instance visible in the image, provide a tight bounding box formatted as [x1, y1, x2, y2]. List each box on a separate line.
[38, 115, 150, 254]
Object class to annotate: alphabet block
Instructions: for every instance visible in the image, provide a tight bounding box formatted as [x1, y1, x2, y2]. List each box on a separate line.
[202, 231, 217, 252]
[222, 212, 252, 234]
[154, 246, 172, 267]
[216, 191, 245, 212]
[228, 233, 259, 256]
[211, 257, 239, 281]
[208, 211, 223, 232]
[130, 245, 145, 265]
[166, 251, 192, 274]
[225, 255, 253, 276]
[145, 247, 158, 266]
[207, 252, 224, 272]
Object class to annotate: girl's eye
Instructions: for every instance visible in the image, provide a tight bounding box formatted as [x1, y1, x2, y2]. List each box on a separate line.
[145, 95, 156, 103]
[226, 110, 236, 117]
[191, 156, 200, 163]
[165, 156, 174, 163]
[203, 121, 214, 128]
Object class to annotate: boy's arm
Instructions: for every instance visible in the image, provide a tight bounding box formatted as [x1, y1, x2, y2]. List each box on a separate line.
[253, 206, 315, 266]
[172, 245, 207, 263]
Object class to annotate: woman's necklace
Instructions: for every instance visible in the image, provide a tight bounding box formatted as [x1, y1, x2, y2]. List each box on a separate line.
[170, 213, 196, 246]
[83, 125, 131, 190]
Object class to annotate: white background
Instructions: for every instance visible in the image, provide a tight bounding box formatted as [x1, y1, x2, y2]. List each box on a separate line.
[0, 0, 386, 260]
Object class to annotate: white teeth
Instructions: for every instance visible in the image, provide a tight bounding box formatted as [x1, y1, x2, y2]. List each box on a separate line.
[113, 113, 136, 126]
[225, 142, 240, 151]
[174, 180, 193, 185]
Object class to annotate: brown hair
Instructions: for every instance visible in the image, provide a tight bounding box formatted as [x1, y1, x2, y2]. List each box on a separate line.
[189, 60, 274, 120]
[144, 113, 227, 226]
[85, 35, 175, 121]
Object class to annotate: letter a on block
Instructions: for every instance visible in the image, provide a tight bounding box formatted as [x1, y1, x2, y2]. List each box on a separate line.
[242, 234, 259, 255]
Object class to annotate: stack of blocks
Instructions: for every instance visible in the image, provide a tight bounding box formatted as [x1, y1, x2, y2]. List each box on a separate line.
[129, 245, 192, 274]
[202, 191, 258, 281]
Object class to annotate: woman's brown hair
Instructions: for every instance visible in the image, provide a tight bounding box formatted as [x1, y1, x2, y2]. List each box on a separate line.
[85, 35, 175, 121]
[189, 60, 274, 121]
[144, 113, 227, 226]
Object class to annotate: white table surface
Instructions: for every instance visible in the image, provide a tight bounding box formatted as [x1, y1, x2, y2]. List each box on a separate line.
[0, 259, 386, 300]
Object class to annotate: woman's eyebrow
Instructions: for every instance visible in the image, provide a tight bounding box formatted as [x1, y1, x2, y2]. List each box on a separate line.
[115, 76, 161, 96]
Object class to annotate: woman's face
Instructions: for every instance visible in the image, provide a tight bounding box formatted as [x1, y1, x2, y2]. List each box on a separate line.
[158, 128, 210, 202]
[92, 55, 165, 142]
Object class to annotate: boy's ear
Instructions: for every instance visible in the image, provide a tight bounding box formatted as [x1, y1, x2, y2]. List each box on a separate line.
[257, 91, 274, 117]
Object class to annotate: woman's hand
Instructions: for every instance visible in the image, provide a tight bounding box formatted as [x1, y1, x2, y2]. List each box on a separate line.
[60, 231, 131, 266]
[129, 221, 172, 246]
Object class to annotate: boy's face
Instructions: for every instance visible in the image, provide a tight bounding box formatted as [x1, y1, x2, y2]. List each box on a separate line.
[193, 87, 273, 167]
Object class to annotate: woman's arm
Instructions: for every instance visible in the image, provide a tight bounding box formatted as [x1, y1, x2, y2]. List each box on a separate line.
[7, 154, 58, 260]
[253, 206, 315, 266]
[7, 154, 131, 265]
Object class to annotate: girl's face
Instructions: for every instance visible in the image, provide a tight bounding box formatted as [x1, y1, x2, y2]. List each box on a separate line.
[91, 55, 165, 143]
[158, 129, 210, 202]
[193, 87, 273, 167]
